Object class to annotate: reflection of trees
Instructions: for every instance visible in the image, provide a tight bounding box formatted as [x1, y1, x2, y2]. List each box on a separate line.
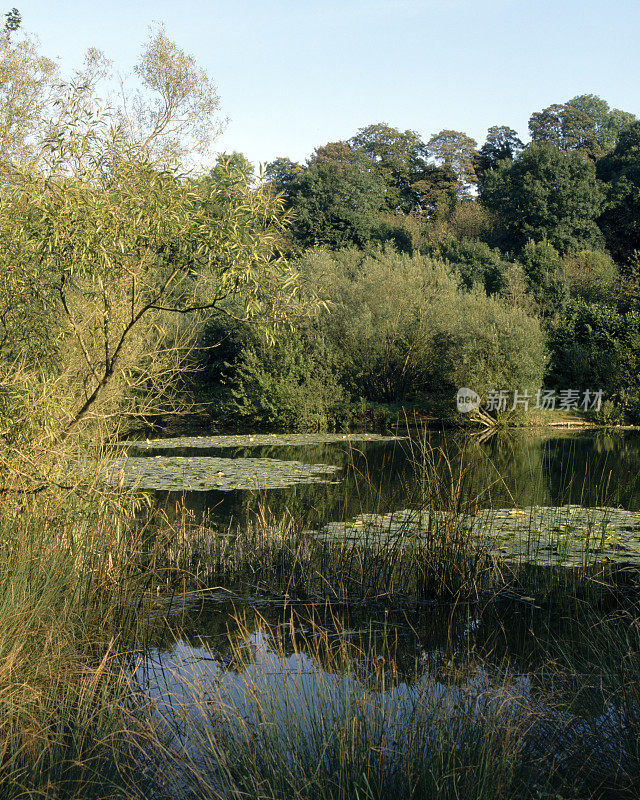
[149, 601, 475, 682]
[543, 430, 640, 509]
[150, 440, 418, 528]
[142, 431, 640, 534]
[144, 594, 629, 701]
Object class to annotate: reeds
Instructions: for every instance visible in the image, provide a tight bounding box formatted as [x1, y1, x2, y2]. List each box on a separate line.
[134, 611, 537, 800]
[1, 431, 639, 798]
[0, 489, 163, 798]
[150, 435, 626, 607]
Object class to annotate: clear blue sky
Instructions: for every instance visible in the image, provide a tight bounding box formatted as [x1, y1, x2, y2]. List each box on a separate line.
[22, 0, 640, 169]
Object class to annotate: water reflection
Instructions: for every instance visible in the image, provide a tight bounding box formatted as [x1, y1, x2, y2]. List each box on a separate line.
[137, 594, 638, 797]
[132, 429, 640, 796]
[147, 429, 640, 528]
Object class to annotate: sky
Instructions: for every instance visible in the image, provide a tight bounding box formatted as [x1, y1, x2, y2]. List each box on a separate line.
[20, 0, 640, 170]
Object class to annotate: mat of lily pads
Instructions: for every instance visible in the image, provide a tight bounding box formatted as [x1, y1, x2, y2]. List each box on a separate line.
[308, 506, 640, 566]
[116, 433, 402, 452]
[105, 455, 340, 491]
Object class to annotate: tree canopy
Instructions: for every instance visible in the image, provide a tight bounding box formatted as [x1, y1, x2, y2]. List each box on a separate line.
[426, 129, 478, 194]
[597, 121, 640, 264]
[481, 143, 604, 254]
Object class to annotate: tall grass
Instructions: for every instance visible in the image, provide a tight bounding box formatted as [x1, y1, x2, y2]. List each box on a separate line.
[1, 431, 638, 798]
[135, 611, 538, 800]
[133, 599, 640, 799]
[0, 488, 164, 798]
[150, 435, 629, 607]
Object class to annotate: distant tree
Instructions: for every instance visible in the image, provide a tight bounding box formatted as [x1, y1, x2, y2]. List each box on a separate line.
[285, 141, 387, 249]
[597, 121, 640, 263]
[4, 7, 20, 34]
[608, 108, 638, 144]
[409, 162, 460, 218]
[264, 156, 304, 201]
[426, 129, 478, 194]
[481, 143, 604, 253]
[528, 103, 600, 158]
[349, 122, 429, 213]
[566, 94, 636, 152]
[202, 152, 260, 220]
[476, 125, 524, 187]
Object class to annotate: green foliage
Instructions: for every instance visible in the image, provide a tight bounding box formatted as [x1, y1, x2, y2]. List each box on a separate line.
[0, 27, 310, 498]
[429, 291, 548, 405]
[519, 240, 568, 314]
[264, 156, 305, 202]
[476, 125, 524, 188]
[272, 141, 388, 250]
[597, 121, 640, 264]
[349, 122, 429, 214]
[481, 143, 604, 254]
[561, 249, 619, 302]
[298, 248, 454, 401]
[4, 7, 20, 33]
[217, 248, 546, 427]
[297, 248, 546, 412]
[548, 300, 640, 421]
[566, 94, 636, 152]
[229, 329, 349, 431]
[0, 12, 56, 166]
[426, 128, 479, 194]
[435, 237, 513, 294]
[528, 103, 600, 157]
[370, 218, 415, 253]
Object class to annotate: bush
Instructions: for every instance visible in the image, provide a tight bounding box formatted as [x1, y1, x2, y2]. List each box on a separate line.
[299, 247, 547, 416]
[561, 249, 619, 302]
[229, 329, 349, 431]
[519, 240, 569, 315]
[217, 247, 548, 427]
[429, 290, 548, 403]
[547, 300, 640, 422]
[435, 237, 514, 294]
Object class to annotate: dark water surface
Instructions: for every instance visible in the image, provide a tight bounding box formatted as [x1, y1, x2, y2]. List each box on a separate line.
[149, 428, 640, 528]
[135, 429, 640, 792]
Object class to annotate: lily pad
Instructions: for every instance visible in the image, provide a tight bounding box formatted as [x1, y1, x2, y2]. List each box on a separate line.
[103, 455, 340, 492]
[115, 432, 403, 453]
[307, 505, 640, 567]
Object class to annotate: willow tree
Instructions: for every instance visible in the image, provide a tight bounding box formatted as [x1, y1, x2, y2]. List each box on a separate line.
[0, 7, 56, 167]
[0, 27, 305, 488]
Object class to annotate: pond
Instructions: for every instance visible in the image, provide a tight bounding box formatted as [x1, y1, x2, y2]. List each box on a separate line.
[117, 427, 640, 528]
[123, 428, 640, 798]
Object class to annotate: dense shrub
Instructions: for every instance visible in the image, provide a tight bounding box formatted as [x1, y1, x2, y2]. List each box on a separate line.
[299, 247, 459, 401]
[561, 249, 619, 302]
[518, 239, 569, 315]
[548, 300, 640, 421]
[204, 247, 547, 427]
[299, 247, 547, 412]
[228, 328, 349, 431]
[435, 237, 513, 294]
[428, 291, 548, 401]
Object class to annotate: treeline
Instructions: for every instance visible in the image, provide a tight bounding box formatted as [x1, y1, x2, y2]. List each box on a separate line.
[196, 96, 640, 429]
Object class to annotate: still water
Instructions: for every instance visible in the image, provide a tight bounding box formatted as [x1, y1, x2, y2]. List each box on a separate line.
[134, 428, 640, 793]
[146, 428, 640, 528]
